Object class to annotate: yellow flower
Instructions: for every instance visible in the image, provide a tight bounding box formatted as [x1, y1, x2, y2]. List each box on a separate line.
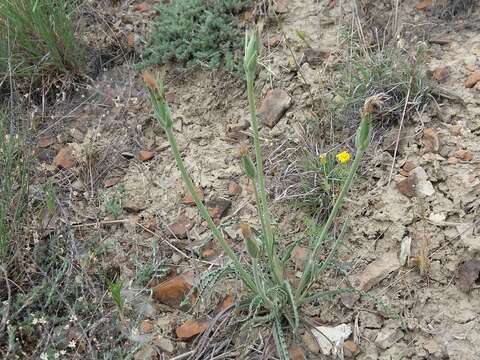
[319, 153, 327, 164]
[336, 151, 350, 164]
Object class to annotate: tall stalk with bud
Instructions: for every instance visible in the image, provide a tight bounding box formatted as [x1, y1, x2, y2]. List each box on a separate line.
[144, 30, 380, 359]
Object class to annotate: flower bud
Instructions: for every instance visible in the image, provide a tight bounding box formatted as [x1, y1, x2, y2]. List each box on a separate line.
[243, 31, 259, 78]
[240, 223, 259, 258]
[241, 154, 256, 179]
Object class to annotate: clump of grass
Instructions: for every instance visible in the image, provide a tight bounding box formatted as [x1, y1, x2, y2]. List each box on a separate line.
[0, 108, 28, 263]
[331, 45, 430, 131]
[104, 184, 125, 219]
[139, 0, 249, 73]
[434, 0, 476, 18]
[144, 31, 382, 358]
[0, 0, 84, 81]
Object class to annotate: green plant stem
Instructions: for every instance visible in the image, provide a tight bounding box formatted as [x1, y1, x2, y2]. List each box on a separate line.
[164, 126, 255, 290]
[296, 147, 365, 301]
[246, 76, 283, 284]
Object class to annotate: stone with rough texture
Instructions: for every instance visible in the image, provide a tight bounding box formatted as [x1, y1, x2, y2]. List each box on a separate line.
[258, 89, 292, 128]
[343, 340, 359, 358]
[168, 214, 194, 239]
[53, 146, 76, 169]
[350, 252, 401, 292]
[228, 181, 242, 196]
[312, 324, 352, 355]
[288, 345, 305, 360]
[375, 328, 404, 350]
[207, 198, 231, 219]
[411, 167, 435, 197]
[152, 272, 193, 308]
[138, 150, 155, 161]
[432, 66, 449, 82]
[465, 71, 480, 88]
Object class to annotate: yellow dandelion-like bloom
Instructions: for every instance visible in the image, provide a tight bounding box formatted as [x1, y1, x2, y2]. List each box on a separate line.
[319, 153, 327, 164]
[336, 151, 350, 164]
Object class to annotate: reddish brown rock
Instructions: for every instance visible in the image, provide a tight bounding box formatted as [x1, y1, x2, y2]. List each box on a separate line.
[432, 66, 449, 82]
[423, 128, 440, 153]
[207, 198, 232, 219]
[416, 0, 432, 11]
[402, 161, 417, 172]
[53, 146, 76, 169]
[138, 150, 155, 161]
[168, 214, 194, 239]
[152, 272, 193, 307]
[343, 340, 360, 358]
[447, 156, 458, 164]
[465, 71, 480, 88]
[104, 177, 122, 188]
[258, 89, 292, 128]
[139, 319, 154, 334]
[288, 345, 305, 360]
[397, 174, 417, 198]
[175, 319, 209, 340]
[182, 187, 204, 205]
[269, 34, 283, 47]
[455, 149, 474, 161]
[228, 181, 242, 196]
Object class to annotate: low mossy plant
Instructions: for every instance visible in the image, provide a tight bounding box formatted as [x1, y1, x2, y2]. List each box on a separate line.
[139, 0, 249, 73]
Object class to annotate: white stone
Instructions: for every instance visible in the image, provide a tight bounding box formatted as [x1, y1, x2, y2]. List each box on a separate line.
[312, 323, 352, 355]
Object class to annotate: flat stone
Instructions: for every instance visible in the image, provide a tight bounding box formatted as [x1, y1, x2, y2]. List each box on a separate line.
[207, 198, 231, 219]
[288, 345, 305, 360]
[344, 340, 360, 358]
[138, 150, 155, 161]
[182, 187, 204, 205]
[227, 181, 242, 196]
[312, 324, 352, 355]
[397, 174, 417, 198]
[123, 199, 147, 213]
[359, 311, 383, 329]
[432, 66, 449, 82]
[304, 47, 331, 66]
[155, 336, 174, 353]
[455, 149, 474, 161]
[152, 272, 193, 308]
[465, 71, 480, 88]
[411, 167, 435, 197]
[375, 328, 404, 350]
[350, 252, 401, 292]
[168, 214, 194, 239]
[258, 89, 291, 128]
[139, 319, 154, 334]
[53, 146, 76, 169]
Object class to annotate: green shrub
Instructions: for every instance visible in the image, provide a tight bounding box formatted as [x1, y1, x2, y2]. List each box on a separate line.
[139, 0, 249, 73]
[0, 0, 84, 79]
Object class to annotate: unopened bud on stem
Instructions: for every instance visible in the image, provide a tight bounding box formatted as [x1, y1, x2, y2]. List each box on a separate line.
[240, 223, 259, 258]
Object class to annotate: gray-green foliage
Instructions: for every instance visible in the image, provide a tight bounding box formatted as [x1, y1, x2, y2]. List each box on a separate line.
[0, 0, 84, 79]
[139, 0, 248, 73]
